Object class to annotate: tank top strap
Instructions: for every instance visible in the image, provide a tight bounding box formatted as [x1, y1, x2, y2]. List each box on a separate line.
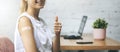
[18, 12, 34, 22]
[18, 12, 46, 25]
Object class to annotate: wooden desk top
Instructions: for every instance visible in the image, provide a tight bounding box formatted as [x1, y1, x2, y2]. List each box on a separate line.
[60, 34, 120, 50]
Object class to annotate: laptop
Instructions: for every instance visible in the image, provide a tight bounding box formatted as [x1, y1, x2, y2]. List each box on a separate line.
[63, 16, 88, 39]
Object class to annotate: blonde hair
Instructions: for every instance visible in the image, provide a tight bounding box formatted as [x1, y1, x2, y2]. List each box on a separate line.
[20, 0, 28, 14]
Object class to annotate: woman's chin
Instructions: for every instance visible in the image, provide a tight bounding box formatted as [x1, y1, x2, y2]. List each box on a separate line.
[40, 6, 44, 8]
[36, 6, 44, 9]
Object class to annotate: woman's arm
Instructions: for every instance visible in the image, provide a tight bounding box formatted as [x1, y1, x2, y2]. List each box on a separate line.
[52, 16, 62, 52]
[52, 32, 60, 52]
[18, 16, 38, 52]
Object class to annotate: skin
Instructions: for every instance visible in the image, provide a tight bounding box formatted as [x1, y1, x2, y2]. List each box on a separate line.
[53, 16, 62, 52]
[18, 0, 62, 52]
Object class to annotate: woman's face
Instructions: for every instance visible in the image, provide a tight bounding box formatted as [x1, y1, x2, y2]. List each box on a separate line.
[27, 0, 46, 9]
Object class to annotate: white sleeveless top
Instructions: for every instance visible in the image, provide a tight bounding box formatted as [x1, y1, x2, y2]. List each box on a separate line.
[14, 12, 54, 52]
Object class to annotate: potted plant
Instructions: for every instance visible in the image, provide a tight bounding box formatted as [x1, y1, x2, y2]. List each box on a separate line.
[92, 18, 108, 40]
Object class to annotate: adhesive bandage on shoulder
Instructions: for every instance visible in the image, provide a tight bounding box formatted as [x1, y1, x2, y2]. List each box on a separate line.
[21, 26, 32, 31]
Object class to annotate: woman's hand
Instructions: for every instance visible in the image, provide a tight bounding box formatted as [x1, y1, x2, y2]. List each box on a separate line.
[53, 16, 62, 52]
[54, 16, 62, 36]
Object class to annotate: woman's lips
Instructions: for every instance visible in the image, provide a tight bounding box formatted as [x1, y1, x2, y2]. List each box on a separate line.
[35, 0, 44, 6]
[35, 0, 42, 4]
[36, 0, 41, 3]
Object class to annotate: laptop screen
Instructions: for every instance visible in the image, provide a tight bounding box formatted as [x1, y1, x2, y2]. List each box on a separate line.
[78, 16, 88, 36]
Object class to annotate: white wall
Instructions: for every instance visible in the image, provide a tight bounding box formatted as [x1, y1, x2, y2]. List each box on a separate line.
[0, 0, 20, 41]
[0, 0, 120, 52]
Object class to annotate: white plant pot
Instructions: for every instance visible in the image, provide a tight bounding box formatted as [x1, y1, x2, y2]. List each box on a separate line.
[93, 29, 106, 40]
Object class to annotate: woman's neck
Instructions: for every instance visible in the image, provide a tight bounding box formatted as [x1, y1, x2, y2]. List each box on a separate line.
[27, 7, 40, 20]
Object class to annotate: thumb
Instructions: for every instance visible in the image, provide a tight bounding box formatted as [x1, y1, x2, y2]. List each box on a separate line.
[55, 16, 58, 22]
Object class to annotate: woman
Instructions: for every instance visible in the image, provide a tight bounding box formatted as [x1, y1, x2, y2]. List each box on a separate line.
[14, 0, 62, 52]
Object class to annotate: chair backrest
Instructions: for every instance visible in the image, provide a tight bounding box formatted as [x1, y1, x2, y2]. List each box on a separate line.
[0, 36, 14, 52]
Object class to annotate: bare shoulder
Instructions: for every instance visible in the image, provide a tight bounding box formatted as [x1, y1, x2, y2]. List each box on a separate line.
[18, 16, 33, 32]
[18, 16, 32, 26]
[19, 16, 31, 24]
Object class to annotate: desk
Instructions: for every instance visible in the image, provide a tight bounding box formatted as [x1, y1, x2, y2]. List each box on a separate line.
[60, 34, 120, 52]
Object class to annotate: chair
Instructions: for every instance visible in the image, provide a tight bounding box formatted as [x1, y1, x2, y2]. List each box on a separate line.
[0, 36, 14, 52]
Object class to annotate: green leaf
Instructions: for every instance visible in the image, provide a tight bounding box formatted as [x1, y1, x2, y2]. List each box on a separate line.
[92, 18, 108, 29]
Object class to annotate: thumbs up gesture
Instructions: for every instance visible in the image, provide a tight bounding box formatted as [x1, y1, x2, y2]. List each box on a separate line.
[54, 16, 62, 35]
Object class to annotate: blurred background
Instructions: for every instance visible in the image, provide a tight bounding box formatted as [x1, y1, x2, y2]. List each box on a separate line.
[0, 0, 120, 52]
